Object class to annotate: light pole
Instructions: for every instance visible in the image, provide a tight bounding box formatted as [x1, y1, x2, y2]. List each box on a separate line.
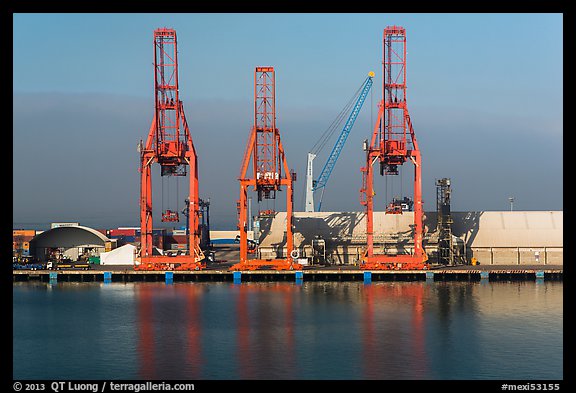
[509, 196, 514, 211]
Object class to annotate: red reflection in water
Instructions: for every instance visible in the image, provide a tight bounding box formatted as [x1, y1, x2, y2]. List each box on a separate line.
[136, 284, 203, 379]
[185, 284, 203, 379]
[137, 284, 156, 379]
[235, 283, 297, 379]
[236, 284, 255, 379]
[362, 283, 429, 379]
[283, 287, 296, 376]
[411, 285, 426, 379]
[363, 284, 376, 378]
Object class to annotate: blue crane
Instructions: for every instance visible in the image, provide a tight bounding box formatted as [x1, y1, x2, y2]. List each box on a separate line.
[305, 72, 374, 212]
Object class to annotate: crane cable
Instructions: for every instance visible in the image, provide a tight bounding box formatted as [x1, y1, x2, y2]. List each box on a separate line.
[310, 82, 364, 156]
[301, 80, 367, 211]
[161, 175, 165, 216]
[167, 176, 170, 215]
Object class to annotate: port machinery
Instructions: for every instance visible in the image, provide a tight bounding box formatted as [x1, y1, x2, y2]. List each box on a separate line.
[305, 72, 374, 212]
[359, 26, 429, 270]
[230, 67, 302, 271]
[136, 28, 205, 271]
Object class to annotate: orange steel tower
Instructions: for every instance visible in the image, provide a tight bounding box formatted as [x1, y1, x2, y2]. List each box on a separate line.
[136, 28, 205, 271]
[359, 26, 429, 270]
[230, 67, 301, 271]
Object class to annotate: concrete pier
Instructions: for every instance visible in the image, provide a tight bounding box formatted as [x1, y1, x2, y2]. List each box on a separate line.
[13, 267, 562, 283]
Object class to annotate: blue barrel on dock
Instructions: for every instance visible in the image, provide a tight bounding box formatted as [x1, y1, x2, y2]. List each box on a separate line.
[363, 271, 372, 284]
[233, 271, 242, 284]
[103, 271, 112, 283]
[165, 271, 174, 284]
[295, 271, 303, 285]
[480, 271, 490, 280]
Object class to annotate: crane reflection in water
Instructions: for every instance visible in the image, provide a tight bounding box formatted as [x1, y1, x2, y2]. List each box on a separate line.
[133, 280, 486, 379]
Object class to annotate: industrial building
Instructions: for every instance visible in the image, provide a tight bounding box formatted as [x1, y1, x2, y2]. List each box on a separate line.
[28, 225, 112, 263]
[13, 208, 563, 267]
[253, 210, 563, 266]
[14, 223, 223, 265]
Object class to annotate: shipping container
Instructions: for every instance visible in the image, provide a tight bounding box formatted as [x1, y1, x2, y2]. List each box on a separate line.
[13, 240, 33, 250]
[123, 236, 136, 243]
[152, 235, 164, 249]
[165, 235, 188, 245]
[13, 230, 36, 237]
[105, 241, 114, 252]
[110, 228, 137, 237]
[171, 244, 188, 250]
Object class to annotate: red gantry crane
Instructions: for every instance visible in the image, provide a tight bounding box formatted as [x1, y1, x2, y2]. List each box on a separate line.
[360, 26, 429, 270]
[230, 67, 301, 271]
[136, 28, 205, 271]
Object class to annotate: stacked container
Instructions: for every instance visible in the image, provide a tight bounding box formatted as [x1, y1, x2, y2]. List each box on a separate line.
[13, 230, 35, 255]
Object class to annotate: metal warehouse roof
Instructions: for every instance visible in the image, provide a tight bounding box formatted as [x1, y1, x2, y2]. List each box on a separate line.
[30, 225, 110, 247]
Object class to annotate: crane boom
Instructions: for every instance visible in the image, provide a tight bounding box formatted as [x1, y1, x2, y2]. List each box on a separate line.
[305, 73, 374, 212]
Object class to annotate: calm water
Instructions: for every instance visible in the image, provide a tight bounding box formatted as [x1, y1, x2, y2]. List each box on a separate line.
[13, 280, 563, 380]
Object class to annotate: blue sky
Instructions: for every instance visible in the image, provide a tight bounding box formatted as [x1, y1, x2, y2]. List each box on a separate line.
[13, 13, 563, 230]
